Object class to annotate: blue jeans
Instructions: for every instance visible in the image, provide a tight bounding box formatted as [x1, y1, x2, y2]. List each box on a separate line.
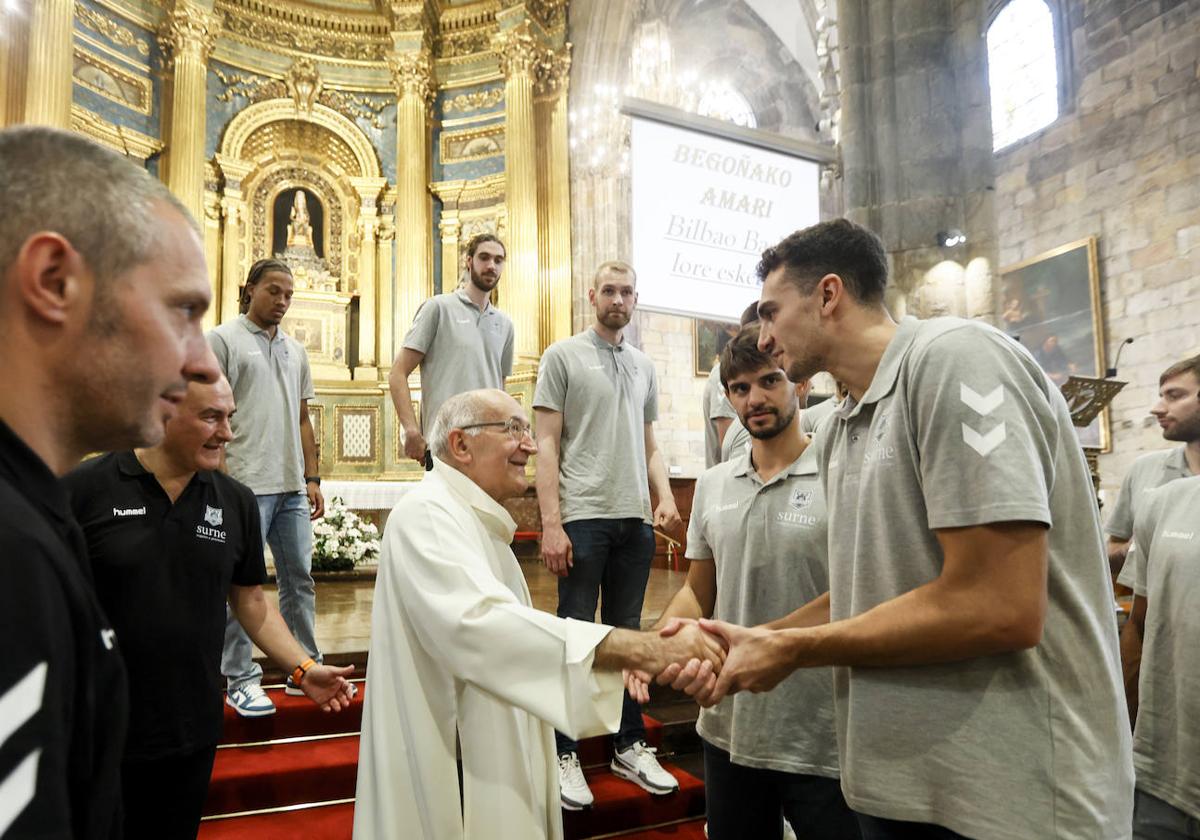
[1134, 788, 1200, 839]
[703, 740, 861, 840]
[856, 814, 971, 839]
[222, 492, 321, 691]
[554, 518, 654, 755]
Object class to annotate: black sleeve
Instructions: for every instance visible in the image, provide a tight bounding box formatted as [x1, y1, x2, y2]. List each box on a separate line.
[0, 533, 77, 838]
[231, 483, 267, 587]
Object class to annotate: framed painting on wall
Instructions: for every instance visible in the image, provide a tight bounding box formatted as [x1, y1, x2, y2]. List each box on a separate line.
[999, 236, 1109, 450]
[693, 319, 739, 376]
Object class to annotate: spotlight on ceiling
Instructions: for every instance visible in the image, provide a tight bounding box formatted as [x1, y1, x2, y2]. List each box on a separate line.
[937, 229, 967, 248]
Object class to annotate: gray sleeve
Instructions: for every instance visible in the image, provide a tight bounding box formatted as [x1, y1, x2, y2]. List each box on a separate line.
[1104, 468, 1137, 539]
[1126, 489, 1164, 597]
[299, 348, 315, 401]
[684, 475, 713, 560]
[644, 360, 659, 424]
[533, 345, 567, 411]
[705, 369, 736, 421]
[501, 320, 515, 379]
[402, 298, 439, 355]
[720, 421, 748, 463]
[206, 330, 231, 379]
[910, 329, 1055, 530]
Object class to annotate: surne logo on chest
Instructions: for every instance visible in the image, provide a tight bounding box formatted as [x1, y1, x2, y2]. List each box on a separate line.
[197, 505, 227, 543]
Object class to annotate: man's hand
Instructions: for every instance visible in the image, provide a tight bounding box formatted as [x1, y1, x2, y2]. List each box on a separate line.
[541, 525, 573, 577]
[653, 499, 682, 535]
[658, 620, 796, 707]
[402, 425, 427, 464]
[300, 664, 356, 712]
[623, 668, 652, 704]
[307, 482, 325, 520]
[644, 619, 725, 678]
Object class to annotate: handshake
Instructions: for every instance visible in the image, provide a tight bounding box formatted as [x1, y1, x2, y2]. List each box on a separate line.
[595, 618, 794, 708]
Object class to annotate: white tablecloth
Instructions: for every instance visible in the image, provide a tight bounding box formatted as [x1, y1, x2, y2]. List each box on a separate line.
[323, 480, 415, 511]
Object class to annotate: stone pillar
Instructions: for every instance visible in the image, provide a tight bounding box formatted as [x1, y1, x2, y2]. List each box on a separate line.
[536, 45, 573, 352]
[387, 48, 432, 366]
[350, 176, 387, 375]
[22, 0, 72, 127]
[376, 192, 397, 376]
[494, 21, 542, 364]
[159, 0, 220, 227]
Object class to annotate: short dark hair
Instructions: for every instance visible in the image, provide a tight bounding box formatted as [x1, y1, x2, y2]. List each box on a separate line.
[1160, 354, 1200, 387]
[239, 258, 292, 314]
[739, 301, 760, 326]
[719, 324, 777, 390]
[757, 218, 889, 304]
[466, 233, 505, 259]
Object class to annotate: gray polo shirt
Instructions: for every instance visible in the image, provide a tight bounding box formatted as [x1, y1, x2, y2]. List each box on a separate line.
[686, 442, 839, 777]
[533, 329, 658, 524]
[208, 316, 314, 496]
[720, 400, 835, 464]
[402, 289, 514, 435]
[815, 316, 1133, 839]
[799, 396, 838, 435]
[1105, 446, 1193, 541]
[1126, 475, 1200, 821]
[702, 364, 737, 469]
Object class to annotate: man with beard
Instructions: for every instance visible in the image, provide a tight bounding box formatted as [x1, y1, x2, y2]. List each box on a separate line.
[1106, 355, 1199, 574]
[662, 219, 1133, 839]
[534, 260, 683, 809]
[646, 325, 859, 840]
[0, 126, 220, 837]
[390, 233, 515, 468]
[207, 259, 325, 717]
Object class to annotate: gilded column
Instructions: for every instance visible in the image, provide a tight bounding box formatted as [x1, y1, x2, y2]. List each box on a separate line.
[22, 0, 72, 127]
[494, 22, 542, 364]
[350, 177, 387, 374]
[215, 156, 251, 325]
[536, 45, 572, 351]
[439, 213, 461, 294]
[376, 192, 397, 377]
[387, 49, 432, 367]
[159, 0, 220, 227]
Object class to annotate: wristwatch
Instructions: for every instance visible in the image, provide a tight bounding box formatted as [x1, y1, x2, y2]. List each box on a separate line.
[305, 476, 321, 486]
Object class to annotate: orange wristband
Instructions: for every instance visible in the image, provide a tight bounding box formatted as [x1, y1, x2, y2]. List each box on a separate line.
[292, 658, 316, 686]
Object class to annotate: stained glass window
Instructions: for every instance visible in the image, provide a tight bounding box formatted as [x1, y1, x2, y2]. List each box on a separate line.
[987, 0, 1060, 151]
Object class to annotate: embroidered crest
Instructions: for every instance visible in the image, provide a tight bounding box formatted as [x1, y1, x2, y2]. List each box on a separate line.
[789, 488, 814, 510]
[873, 412, 890, 442]
[204, 505, 224, 527]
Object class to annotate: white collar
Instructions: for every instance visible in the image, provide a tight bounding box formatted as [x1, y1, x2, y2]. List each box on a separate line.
[430, 458, 517, 542]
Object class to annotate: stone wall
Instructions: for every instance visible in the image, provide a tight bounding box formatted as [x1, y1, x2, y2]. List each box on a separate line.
[991, 0, 1200, 496]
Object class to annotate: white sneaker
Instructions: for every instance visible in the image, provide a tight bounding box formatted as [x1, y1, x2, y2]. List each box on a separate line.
[226, 684, 276, 718]
[611, 740, 679, 795]
[558, 752, 593, 810]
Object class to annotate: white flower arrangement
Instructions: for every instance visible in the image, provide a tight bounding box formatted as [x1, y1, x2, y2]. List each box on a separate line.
[312, 496, 380, 572]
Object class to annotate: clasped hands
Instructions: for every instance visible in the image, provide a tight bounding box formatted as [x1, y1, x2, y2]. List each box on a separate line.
[625, 619, 793, 708]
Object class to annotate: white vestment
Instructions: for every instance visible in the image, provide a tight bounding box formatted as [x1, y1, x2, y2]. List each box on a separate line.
[353, 461, 625, 840]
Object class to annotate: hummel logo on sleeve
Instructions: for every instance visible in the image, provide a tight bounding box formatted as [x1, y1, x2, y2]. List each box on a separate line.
[959, 384, 1004, 415]
[962, 422, 1007, 456]
[0, 662, 47, 835]
[960, 383, 1007, 456]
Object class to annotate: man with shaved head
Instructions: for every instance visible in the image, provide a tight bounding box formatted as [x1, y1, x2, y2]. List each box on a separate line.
[0, 125, 220, 838]
[65, 374, 355, 840]
[355, 389, 723, 840]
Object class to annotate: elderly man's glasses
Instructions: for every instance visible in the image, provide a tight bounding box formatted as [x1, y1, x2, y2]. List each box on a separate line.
[459, 417, 534, 442]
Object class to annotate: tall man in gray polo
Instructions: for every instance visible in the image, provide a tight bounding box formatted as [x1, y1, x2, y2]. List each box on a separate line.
[208, 258, 325, 718]
[653, 325, 857, 840]
[1119, 474, 1200, 839]
[1105, 354, 1199, 574]
[390, 233, 514, 466]
[664, 219, 1133, 839]
[535, 259, 682, 810]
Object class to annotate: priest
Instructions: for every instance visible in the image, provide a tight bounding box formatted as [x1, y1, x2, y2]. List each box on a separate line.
[354, 389, 724, 840]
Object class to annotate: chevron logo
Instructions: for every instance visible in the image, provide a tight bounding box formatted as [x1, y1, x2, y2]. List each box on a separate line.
[0, 662, 48, 836]
[962, 422, 1007, 456]
[960, 384, 1004, 415]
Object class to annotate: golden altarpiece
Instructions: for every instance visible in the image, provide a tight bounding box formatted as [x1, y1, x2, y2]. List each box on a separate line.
[0, 0, 572, 480]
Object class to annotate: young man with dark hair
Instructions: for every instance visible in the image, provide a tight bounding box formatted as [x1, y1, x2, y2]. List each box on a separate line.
[535, 260, 683, 809]
[208, 259, 325, 717]
[0, 125, 220, 838]
[1106, 354, 1200, 573]
[663, 218, 1134, 839]
[390, 233, 515, 467]
[64, 376, 355, 840]
[650, 325, 858, 840]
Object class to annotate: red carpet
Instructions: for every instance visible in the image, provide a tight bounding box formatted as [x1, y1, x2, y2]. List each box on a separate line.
[199, 682, 705, 839]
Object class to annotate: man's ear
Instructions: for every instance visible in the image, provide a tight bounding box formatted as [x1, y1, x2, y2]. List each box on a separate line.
[13, 232, 90, 326]
[446, 429, 473, 466]
[817, 274, 843, 315]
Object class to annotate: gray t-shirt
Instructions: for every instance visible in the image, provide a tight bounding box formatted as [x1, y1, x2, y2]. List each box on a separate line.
[1126, 475, 1200, 821]
[799, 396, 838, 435]
[815, 316, 1133, 840]
[1105, 446, 1193, 541]
[403, 289, 514, 435]
[702, 364, 737, 469]
[208, 315, 315, 496]
[686, 442, 839, 777]
[533, 329, 658, 524]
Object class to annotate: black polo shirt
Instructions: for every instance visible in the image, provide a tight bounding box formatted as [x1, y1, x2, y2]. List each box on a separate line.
[0, 420, 128, 839]
[64, 452, 266, 761]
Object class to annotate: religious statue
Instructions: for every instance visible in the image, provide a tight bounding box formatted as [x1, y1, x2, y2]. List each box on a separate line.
[287, 190, 315, 250]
